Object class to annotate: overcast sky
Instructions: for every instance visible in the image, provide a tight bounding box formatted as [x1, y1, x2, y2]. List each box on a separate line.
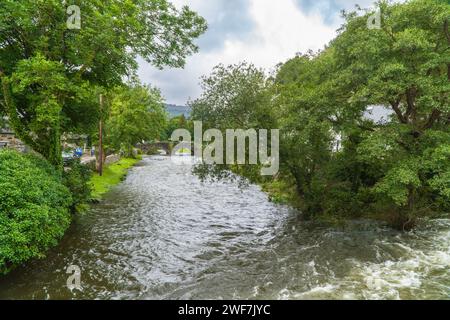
[137, 0, 377, 105]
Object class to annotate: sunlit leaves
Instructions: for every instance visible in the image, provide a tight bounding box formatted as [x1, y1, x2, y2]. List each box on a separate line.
[105, 83, 168, 156]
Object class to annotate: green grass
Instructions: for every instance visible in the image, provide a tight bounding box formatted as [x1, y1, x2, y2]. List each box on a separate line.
[89, 157, 141, 199]
[175, 148, 191, 154]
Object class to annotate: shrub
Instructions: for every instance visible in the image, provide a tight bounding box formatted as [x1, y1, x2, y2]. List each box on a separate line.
[63, 160, 92, 212]
[0, 150, 72, 274]
[145, 145, 160, 155]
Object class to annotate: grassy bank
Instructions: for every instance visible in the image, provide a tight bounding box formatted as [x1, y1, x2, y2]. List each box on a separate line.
[90, 157, 141, 200]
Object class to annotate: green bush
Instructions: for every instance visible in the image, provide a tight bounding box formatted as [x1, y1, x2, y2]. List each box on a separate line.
[0, 150, 72, 274]
[145, 145, 160, 155]
[63, 160, 92, 212]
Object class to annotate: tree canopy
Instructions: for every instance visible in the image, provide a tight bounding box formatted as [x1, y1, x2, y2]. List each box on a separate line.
[106, 83, 167, 157]
[191, 0, 450, 229]
[0, 0, 206, 167]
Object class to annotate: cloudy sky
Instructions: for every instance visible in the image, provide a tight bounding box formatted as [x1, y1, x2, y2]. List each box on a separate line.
[137, 0, 377, 105]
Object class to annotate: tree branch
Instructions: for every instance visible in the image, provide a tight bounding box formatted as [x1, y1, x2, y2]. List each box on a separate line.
[390, 100, 407, 124]
[405, 88, 417, 122]
[423, 109, 441, 130]
[444, 19, 450, 44]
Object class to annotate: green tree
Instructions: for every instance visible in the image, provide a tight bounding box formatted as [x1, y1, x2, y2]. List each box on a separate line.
[162, 114, 192, 141]
[190, 62, 277, 183]
[330, 0, 450, 226]
[191, 63, 275, 130]
[106, 83, 167, 157]
[0, 0, 206, 168]
[275, 52, 336, 207]
[271, 0, 449, 227]
[147, 0, 448, 229]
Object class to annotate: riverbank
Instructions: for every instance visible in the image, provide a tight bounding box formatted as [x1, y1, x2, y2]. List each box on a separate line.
[261, 179, 301, 207]
[260, 176, 449, 230]
[260, 179, 341, 225]
[90, 157, 142, 200]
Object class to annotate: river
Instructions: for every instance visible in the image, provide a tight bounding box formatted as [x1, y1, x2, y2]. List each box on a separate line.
[0, 156, 449, 299]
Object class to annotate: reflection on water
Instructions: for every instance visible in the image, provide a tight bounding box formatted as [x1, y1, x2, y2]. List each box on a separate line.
[0, 156, 449, 300]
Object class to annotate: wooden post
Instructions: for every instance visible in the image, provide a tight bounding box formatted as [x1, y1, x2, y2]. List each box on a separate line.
[98, 94, 104, 176]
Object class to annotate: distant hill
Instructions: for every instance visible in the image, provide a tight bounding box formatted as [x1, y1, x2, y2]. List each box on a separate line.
[165, 104, 190, 118]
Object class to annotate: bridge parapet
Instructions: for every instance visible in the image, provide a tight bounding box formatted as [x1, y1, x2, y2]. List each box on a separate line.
[137, 141, 194, 155]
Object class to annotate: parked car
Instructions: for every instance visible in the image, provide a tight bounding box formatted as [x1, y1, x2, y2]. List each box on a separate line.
[74, 147, 83, 158]
[62, 151, 76, 166]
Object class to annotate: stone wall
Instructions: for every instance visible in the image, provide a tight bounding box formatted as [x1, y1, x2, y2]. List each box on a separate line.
[105, 154, 121, 165]
[0, 133, 27, 152]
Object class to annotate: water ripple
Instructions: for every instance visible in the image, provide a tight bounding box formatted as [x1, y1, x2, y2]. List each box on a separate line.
[0, 156, 449, 300]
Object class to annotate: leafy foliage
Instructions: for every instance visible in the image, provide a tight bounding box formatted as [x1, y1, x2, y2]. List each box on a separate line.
[63, 161, 93, 212]
[190, 0, 450, 229]
[105, 83, 168, 157]
[0, 0, 206, 167]
[162, 114, 192, 141]
[190, 62, 277, 184]
[191, 62, 275, 130]
[0, 150, 72, 274]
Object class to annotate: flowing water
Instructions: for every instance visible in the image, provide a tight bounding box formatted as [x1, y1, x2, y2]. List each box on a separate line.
[0, 156, 449, 300]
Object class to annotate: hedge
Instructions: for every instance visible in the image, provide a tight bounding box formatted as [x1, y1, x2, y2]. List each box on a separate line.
[0, 149, 72, 274]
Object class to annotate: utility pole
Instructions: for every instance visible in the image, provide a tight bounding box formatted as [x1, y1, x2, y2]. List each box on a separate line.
[98, 94, 104, 176]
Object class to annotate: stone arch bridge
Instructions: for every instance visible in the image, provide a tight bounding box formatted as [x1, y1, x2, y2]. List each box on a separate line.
[137, 141, 193, 155]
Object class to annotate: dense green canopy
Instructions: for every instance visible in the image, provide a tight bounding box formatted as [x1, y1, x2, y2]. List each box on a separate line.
[105, 83, 167, 157]
[191, 0, 450, 229]
[0, 0, 206, 167]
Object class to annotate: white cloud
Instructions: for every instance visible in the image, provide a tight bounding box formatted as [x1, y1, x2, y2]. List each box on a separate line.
[223, 0, 336, 68]
[137, 0, 362, 105]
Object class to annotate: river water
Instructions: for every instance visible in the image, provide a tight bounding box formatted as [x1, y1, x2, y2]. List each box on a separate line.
[0, 156, 449, 300]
